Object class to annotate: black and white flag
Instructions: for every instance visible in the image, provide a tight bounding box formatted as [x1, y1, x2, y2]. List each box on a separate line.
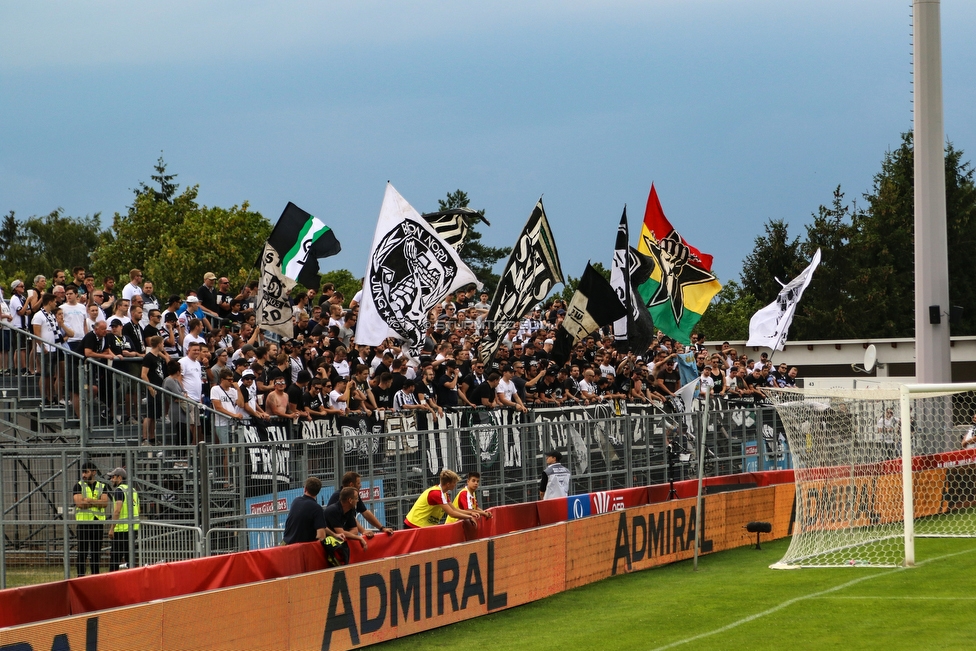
[357, 183, 478, 347]
[477, 199, 563, 364]
[611, 208, 656, 355]
[420, 207, 490, 252]
[550, 263, 628, 367]
[747, 248, 821, 351]
[256, 202, 341, 338]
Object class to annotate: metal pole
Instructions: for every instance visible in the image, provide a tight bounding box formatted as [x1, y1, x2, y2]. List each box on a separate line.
[914, 0, 951, 383]
[62, 450, 70, 580]
[198, 441, 209, 555]
[693, 387, 710, 571]
[126, 448, 135, 570]
[0, 449, 6, 589]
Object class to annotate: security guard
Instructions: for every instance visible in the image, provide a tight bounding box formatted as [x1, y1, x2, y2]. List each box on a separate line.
[108, 467, 139, 571]
[73, 461, 108, 576]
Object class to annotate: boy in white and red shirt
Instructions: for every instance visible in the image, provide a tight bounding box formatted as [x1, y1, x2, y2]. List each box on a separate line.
[446, 471, 493, 524]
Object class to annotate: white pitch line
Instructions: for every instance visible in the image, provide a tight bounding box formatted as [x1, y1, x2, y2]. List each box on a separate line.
[822, 595, 976, 601]
[648, 547, 976, 651]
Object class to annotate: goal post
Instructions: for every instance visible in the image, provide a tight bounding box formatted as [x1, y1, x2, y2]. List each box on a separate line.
[767, 383, 976, 568]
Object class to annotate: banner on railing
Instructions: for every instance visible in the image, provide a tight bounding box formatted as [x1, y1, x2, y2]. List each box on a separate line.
[240, 420, 291, 496]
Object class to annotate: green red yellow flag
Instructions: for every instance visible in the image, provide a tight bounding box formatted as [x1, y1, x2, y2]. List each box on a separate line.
[636, 184, 721, 344]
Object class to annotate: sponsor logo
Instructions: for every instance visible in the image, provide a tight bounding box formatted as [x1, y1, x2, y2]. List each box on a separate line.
[321, 541, 507, 651]
[592, 491, 626, 515]
[249, 498, 288, 515]
[611, 501, 712, 575]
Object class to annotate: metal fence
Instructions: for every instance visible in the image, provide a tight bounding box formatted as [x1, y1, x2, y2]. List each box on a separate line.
[1, 402, 791, 588]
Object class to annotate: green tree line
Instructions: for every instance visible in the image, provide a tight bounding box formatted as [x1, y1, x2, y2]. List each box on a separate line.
[697, 132, 976, 341]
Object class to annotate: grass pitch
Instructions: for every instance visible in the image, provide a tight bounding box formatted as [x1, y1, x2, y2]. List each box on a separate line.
[376, 537, 976, 651]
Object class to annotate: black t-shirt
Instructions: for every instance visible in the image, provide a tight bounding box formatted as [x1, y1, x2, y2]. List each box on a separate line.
[475, 381, 496, 407]
[306, 389, 324, 412]
[267, 366, 289, 390]
[655, 368, 681, 394]
[122, 322, 145, 355]
[326, 490, 368, 530]
[282, 495, 326, 544]
[197, 284, 219, 313]
[81, 331, 108, 357]
[322, 501, 355, 532]
[142, 352, 165, 387]
[287, 384, 306, 410]
[374, 385, 396, 410]
[143, 323, 161, 341]
[436, 373, 459, 407]
[461, 373, 484, 403]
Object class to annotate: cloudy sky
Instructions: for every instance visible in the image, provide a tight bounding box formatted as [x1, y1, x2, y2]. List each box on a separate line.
[2, 1, 974, 284]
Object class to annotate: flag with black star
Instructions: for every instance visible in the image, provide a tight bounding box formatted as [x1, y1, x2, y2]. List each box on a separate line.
[635, 184, 721, 344]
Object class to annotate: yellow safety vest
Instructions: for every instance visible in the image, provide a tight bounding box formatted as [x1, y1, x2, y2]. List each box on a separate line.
[445, 487, 477, 524]
[405, 485, 450, 527]
[114, 484, 140, 533]
[76, 481, 107, 521]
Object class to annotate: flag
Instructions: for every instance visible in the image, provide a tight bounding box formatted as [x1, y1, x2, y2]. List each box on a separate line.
[357, 183, 478, 348]
[420, 207, 490, 252]
[267, 202, 341, 289]
[255, 202, 342, 338]
[611, 207, 656, 355]
[636, 184, 721, 344]
[477, 199, 563, 364]
[747, 248, 821, 351]
[550, 263, 627, 368]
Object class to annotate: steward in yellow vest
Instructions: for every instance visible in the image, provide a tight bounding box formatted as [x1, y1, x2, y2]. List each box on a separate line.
[109, 467, 139, 571]
[73, 461, 108, 576]
[404, 469, 479, 528]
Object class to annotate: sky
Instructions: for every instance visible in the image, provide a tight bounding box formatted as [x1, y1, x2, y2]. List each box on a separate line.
[2, 1, 975, 286]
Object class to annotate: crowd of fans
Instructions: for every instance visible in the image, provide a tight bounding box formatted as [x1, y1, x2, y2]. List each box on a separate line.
[0, 266, 801, 444]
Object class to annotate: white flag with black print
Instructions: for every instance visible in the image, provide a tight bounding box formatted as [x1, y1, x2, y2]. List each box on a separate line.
[477, 198, 564, 364]
[357, 183, 479, 347]
[747, 248, 821, 351]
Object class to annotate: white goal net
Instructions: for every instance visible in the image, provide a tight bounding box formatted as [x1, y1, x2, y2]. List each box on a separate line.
[767, 384, 976, 568]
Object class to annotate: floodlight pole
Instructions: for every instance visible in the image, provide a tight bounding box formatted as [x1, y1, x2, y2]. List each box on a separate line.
[693, 386, 709, 571]
[914, 0, 951, 384]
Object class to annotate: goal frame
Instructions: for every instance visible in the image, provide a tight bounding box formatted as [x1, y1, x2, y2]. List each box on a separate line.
[769, 381, 976, 569]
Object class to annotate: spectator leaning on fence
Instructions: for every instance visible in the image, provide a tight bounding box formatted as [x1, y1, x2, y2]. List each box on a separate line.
[327, 471, 396, 537]
[282, 477, 329, 545]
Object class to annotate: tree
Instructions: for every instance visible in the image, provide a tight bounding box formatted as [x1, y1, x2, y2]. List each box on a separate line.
[319, 269, 363, 306]
[92, 158, 270, 297]
[0, 209, 102, 287]
[694, 279, 762, 341]
[558, 262, 611, 303]
[137, 154, 179, 203]
[436, 190, 511, 295]
[788, 187, 858, 340]
[740, 219, 803, 305]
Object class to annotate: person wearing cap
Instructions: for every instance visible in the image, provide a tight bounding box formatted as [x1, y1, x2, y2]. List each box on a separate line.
[196, 272, 220, 321]
[524, 364, 563, 406]
[107, 468, 139, 571]
[6, 280, 30, 375]
[539, 450, 571, 500]
[73, 461, 108, 576]
[237, 368, 271, 422]
[178, 294, 210, 331]
[495, 366, 528, 413]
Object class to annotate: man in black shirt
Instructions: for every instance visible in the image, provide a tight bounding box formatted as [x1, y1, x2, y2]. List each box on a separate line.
[460, 360, 487, 407]
[373, 372, 396, 412]
[287, 370, 312, 420]
[326, 472, 395, 537]
[322, 487, 368, 550]
[654, 357, 682, 400]
[476, 373, 500, 408]
[436, 360, 460, 408]
[283, 477, 329, 544]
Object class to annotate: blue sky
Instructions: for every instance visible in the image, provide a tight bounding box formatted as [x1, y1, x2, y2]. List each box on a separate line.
[2, 1, 974, 285]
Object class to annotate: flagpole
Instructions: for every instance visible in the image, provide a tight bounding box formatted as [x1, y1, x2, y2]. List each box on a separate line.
[693, 385, 710, 571]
